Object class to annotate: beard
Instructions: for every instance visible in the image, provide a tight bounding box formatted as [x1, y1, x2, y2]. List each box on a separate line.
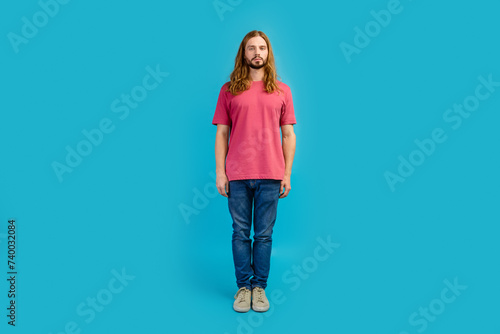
[246, 57, 266, 69]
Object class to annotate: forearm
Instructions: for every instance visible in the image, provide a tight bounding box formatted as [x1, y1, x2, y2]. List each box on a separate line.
[215, 133, 229, 174]
[282, 133, 296, 177]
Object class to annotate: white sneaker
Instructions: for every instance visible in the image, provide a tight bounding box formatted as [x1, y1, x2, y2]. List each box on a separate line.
[252, 287, 270, 312]
[233, 287, 251, 312]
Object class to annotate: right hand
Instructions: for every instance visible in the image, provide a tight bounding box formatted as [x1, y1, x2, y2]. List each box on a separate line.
[216, 173, 229, 197]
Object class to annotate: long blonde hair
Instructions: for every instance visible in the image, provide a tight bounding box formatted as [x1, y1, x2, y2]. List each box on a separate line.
[227, 30, 282, 96]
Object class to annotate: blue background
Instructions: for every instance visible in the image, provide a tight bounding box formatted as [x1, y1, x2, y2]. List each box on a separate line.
[1, 0, 499, 333]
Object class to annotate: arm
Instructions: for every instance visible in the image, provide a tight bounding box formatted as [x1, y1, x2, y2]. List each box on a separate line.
[215, 124, 230, 197]
[280, 124, 296, 198]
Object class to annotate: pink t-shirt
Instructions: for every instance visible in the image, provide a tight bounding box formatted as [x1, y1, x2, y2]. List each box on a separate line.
[212, 80, 296, 181]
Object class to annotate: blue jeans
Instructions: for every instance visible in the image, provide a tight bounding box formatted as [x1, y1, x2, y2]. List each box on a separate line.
[228, 179, 281, 290]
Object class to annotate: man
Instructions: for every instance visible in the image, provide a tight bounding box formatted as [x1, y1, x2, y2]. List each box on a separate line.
[212, 30, 296, 313]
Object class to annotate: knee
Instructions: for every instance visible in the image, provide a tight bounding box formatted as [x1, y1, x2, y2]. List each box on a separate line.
[254, 234, 272, 243]
[232, 227, 251, 241]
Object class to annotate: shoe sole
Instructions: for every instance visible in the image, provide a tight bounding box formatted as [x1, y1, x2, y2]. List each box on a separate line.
[233, 306, 251, 312]
[252, 305, 269, 312]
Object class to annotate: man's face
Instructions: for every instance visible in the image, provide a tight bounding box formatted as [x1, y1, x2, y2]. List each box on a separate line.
[244, 36, 268, 70]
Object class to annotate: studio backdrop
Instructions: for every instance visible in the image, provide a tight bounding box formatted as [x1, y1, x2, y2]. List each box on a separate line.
[1, 0, 499, 333]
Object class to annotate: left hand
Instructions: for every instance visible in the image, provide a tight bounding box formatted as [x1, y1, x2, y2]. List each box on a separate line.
[279, 175, 291, 198]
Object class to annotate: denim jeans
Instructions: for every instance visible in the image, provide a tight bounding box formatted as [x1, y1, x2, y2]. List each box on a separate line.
[228, 179, 281, 290]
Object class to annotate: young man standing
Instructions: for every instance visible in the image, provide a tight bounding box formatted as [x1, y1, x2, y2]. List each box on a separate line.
[212, 30, 297, 313]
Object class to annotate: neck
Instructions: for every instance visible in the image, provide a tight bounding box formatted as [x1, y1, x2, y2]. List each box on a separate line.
[248, 68, 265, 81]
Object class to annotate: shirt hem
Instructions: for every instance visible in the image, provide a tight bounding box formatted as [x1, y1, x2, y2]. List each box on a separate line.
[212, 120, 231, 125]
[228, 175, 283, 181]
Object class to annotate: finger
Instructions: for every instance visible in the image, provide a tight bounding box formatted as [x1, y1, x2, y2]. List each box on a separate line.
[280, 185, 290, 198]
[217, 185, 227, 197]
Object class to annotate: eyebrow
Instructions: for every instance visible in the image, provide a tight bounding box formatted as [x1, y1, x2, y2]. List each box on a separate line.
[247, 45, 267, 48]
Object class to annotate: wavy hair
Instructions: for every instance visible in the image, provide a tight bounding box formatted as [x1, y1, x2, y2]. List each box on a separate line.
[227, 30, 282, 96]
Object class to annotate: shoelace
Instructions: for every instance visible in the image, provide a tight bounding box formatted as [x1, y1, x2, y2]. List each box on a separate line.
[253, 287, 264, 303]
[235, 288, 250, 302]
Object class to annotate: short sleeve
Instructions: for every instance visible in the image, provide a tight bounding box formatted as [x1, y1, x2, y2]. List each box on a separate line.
[212, 84, 231, 126]
[280, 85, 297, 126]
